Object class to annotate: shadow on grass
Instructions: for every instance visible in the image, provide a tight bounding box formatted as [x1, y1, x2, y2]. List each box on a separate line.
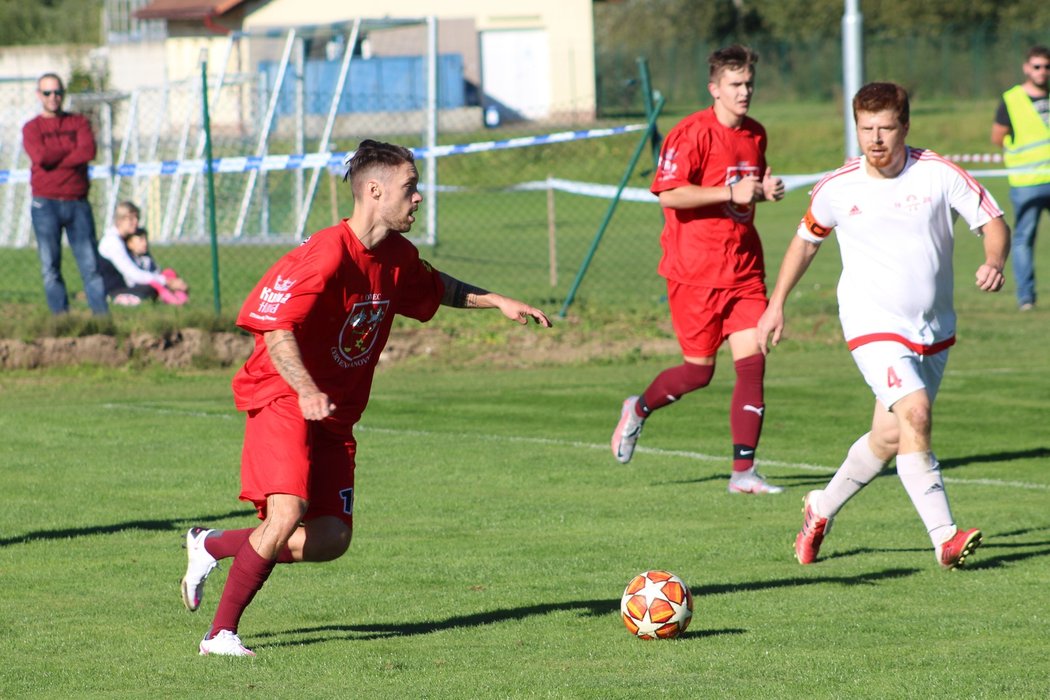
[662, 473, 830, 489]
[254, 566, 918, 648]
[0, 509, 253, 548]
[964, 542, 1050, 570]
[815, 526, 1050, 569]
[928, 446, 1050, 471]
[661, 473, 726, 486]
[971, 522, 1050, 563]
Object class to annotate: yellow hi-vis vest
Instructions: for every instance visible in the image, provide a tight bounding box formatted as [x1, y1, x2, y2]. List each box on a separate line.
[1002, 85, 1050, 187]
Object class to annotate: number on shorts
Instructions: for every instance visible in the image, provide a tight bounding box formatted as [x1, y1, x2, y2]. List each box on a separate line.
[339, 487, 354, 515]
[886, 367, 903, 389]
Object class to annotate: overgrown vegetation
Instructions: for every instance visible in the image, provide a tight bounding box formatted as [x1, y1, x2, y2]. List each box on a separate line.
[0, 0, 102, 46]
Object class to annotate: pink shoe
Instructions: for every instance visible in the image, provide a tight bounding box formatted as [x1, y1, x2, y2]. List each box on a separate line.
[795, 490, 832, 564]
[937, 527, 982, 570]
[152, 281, 188, 306]
[112, 293, 142, 306]
[611, 396, 645, 464]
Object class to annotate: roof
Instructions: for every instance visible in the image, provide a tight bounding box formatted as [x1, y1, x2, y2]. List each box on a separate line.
[134, 0, 250, 20]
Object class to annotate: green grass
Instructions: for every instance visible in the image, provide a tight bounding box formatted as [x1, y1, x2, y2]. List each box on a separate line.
[1, 307, 1048, 696]
[2, 90, 1048, 698]
[1, 200, 1048, 695]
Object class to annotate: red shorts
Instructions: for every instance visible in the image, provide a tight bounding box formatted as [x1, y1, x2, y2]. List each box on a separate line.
[240, 394, 356, 527]
[667, 278, 767, 358]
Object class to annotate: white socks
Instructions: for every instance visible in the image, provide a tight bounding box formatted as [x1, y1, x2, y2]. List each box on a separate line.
[817, 438, 957, 548]
[817, 433, 887, 518]
[896, 451, 955, 546]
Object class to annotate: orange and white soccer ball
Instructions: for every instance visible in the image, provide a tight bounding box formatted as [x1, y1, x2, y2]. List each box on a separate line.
[620, 569, 693, 639]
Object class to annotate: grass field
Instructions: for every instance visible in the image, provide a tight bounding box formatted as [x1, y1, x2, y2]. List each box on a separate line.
[2, 220, 1048, 697]
[1, 96, 1048, 697]
[1, 319, 1047, 697]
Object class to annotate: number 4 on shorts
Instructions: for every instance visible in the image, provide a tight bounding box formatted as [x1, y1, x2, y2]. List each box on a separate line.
[887, 367, 903, 388]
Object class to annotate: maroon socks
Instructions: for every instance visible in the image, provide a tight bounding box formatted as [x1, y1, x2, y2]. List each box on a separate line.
[730, 354, 765, 472]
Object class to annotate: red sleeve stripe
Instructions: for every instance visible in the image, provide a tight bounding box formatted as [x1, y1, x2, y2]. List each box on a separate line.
[809, 158, 861, 199]
[846, 332, 956, 355]
[912, 148, 1004, 219]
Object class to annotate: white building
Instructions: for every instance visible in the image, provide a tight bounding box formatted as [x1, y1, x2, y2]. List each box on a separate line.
[133, 0, 598, 122]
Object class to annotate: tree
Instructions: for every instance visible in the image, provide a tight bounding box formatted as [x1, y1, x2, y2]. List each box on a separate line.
[0, 0, 102, 46]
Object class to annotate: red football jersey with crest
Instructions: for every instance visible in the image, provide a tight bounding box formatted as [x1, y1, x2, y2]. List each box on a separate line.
[651, 107, 768, 288]
[232, 220, 444, 427]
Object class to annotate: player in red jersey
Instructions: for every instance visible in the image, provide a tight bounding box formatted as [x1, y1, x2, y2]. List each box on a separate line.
[611, 45, 786, 494]
[181, 140, 551, 657]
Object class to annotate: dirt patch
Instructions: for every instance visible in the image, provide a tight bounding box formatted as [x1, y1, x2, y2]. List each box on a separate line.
[0, 330, 256, 370]
[379, 325, 679, 369]
[0, 323, 680, 371]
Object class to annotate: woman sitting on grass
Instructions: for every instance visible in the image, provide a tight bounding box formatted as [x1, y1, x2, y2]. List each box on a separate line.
[97, 201, 189, 306]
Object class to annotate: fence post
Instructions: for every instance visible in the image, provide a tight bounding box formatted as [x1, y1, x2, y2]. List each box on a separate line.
[547, 175, 557, 287]
[636, 56, 660, 171]
[201, 60, 221, 315]
[557, 95, 665, 319]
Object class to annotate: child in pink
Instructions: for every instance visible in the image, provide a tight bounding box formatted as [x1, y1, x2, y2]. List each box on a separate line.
[125, 230, 189, 305]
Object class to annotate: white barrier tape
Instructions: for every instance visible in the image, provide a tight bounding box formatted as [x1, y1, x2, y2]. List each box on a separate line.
[0, 124, 648, 185]
[469, 172, 845, 200]
[0, 124, 1029, 190]
[946, 153, 1003, 163]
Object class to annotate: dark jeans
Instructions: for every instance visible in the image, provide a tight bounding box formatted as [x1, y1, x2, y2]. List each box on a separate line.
[30, 197, 109, 315]
[1009, 182, 1050, 307]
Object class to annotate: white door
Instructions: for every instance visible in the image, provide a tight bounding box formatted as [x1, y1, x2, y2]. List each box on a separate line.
[480, 29, 550, 120]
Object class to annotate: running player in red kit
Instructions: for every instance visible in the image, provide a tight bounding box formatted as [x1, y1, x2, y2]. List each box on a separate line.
[611, 45, 786, 494]
[180, 140, 551, 657]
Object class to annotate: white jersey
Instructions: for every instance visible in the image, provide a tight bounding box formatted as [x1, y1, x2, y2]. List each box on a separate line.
[798, 147, 1002, 352]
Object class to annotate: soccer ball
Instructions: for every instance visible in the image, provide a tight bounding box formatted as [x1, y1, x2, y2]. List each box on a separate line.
[620, 570, 693, 639]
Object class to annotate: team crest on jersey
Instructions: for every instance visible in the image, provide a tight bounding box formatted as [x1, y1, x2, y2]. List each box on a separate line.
[335, 299, 389, 365]
[657, 148, 679, 180]
[725, 165, 760, 221]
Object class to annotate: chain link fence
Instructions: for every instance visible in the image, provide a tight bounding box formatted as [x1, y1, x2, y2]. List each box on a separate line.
[2, 25, 1033, 325]
[0, 77, 665, 321]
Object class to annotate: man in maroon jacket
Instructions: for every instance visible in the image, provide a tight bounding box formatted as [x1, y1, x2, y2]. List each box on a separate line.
[23, 73, 108, 315]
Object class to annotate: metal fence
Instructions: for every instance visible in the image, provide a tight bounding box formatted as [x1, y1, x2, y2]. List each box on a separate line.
[1, 25, 1032, 322]
[0, 67, 667, 318]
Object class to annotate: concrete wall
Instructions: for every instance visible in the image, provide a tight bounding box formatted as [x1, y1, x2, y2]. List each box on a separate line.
[0, 41, 173, 94]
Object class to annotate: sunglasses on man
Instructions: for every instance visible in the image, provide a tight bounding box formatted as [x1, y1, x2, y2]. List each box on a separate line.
[41, 89, 65, 97]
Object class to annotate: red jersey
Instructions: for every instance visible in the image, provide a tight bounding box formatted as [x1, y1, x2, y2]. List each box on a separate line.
[232, 221, 444, 427]
[22, 112, 96, 200]
[650, 107, 768, 288]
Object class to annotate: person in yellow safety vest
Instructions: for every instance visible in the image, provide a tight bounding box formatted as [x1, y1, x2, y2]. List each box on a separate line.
[992, 45, 1050, 311]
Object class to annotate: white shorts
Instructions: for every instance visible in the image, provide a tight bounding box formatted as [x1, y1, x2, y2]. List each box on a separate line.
[850, 341, 949, 410]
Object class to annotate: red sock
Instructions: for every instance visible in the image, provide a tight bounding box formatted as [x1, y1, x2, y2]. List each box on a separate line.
[204, 528, 296, 563]
[203, 531, 296, 562]
[730, 354, 765, 472]
[639, 362, 714, 415]
[203, 528, 252, 560]
[209, 540, 278, 635]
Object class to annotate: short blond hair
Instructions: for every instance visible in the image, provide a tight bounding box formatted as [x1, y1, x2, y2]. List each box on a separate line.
[114, 201, 141, 221]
